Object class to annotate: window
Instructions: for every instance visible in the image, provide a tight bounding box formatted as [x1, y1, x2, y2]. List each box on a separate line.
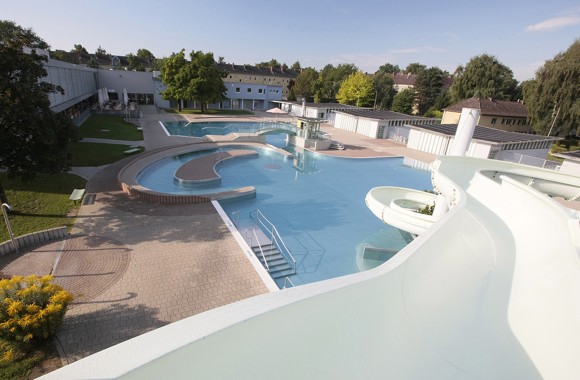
[235, 87, 240, 93]
[258, 89, 263, 94]
[491, 118, 497, 124]
[247, 88, 252, 93]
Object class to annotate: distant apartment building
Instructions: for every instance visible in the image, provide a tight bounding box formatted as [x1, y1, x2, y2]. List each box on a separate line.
[442, 97, 531, 133]
[216, 63, 298, 110]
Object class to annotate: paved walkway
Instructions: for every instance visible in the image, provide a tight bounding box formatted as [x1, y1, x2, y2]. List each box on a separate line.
[1, 107, 439, 368]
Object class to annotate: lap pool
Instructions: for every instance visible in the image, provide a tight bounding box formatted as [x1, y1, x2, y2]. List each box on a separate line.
[137, 134, 432, 287]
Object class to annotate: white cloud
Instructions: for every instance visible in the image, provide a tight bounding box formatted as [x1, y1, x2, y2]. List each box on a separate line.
[526, 15, 580, 32]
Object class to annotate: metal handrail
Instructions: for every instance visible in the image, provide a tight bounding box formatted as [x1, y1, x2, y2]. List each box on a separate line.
[283, 276, 295, 289]
[252, 209, 296, 273]
[249, 227, 269, 271]
[230, 210, 239, 227]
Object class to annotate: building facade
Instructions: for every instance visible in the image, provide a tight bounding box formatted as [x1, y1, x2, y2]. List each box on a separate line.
[442, 97, 531, 133]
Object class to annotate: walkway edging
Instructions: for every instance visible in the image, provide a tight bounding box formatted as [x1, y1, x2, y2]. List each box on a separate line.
[0, 226, 68, 256]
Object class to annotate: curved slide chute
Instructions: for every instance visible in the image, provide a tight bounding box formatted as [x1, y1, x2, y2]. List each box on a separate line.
[365, 186, 438, 235]
[42, 156, 580, 380]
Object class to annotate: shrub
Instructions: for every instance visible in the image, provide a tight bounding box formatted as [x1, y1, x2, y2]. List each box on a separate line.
[0, 275, 73, 347]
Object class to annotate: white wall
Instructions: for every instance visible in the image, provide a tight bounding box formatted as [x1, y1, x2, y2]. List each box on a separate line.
[407, 129, 451, 156]
[334, 113, 379, 137]
[44, 59, 98, 112]
[98, 70, 154, 96]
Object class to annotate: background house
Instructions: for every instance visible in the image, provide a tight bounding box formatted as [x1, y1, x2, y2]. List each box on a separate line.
[442, 97, 531, 133]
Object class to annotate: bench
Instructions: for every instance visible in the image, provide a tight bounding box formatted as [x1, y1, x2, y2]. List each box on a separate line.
[123, 148, 140, 154]
[70, 189, 86, 204]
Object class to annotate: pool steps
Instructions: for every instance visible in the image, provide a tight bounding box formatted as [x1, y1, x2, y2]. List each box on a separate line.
[251, 243, 294, 279]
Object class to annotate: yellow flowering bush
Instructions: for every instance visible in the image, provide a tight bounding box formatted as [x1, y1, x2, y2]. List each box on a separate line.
[0, 275, 73, 345]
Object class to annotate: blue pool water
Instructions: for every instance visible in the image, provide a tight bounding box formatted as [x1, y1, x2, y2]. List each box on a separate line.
[137, 134, 432, 287]
[162, 120, 294, 137]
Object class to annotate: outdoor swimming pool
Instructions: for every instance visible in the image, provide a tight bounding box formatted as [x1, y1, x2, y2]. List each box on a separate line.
[137, 136, 432, 287]
[162, 120, 295, 137]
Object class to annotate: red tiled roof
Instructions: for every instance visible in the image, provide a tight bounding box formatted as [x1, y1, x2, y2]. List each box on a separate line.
[444, 97, 528, 117]
[392, 73, 416, 86]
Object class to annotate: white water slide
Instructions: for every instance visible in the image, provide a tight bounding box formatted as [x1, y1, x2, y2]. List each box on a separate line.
[43, 156, 580, 379]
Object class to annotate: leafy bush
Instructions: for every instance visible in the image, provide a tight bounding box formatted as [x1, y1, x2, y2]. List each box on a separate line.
[0, 275, 73, 349]
[417, 203, 435, 215]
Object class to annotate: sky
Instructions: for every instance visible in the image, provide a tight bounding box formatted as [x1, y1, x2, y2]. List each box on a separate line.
[2, 0, 579, 81]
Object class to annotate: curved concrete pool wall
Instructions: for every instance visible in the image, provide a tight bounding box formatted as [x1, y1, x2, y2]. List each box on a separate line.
[117, 142, 290, 204]
[43, 156, 580, 379]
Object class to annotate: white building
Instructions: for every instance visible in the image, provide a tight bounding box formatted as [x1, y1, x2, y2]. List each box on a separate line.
[406, 122, 560, 165]
[333, 109, 440, 139]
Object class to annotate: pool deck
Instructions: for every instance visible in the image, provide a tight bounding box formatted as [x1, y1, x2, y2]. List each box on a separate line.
[0, 106, 438, 370]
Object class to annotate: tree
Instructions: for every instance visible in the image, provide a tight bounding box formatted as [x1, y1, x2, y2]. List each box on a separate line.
[136, 48, 155, 65]
[314, 63, 358, 103]
[391, 88, 415, 114]
[257, 58, 281, 68]
[291, 61, 301, 71]
[70, 44, 89, 64]
[414, 67, 444, 115]
[523, 40, 580, 135]
[127, 53, 145, 71]
[450, 54, 518, 102]
[404, 62, 426, 75]
[51, 49, 70, 62]
[160, 49, 227, 113]
[86, 56, 100, 69]
[95, 45, 108, 58]
[0, 21, 78, 203]
[293, 67, 318, 101]
[372, 71, 396, 110]
[378, 63, 400, 74]
[186, 50, 227, 112]
[160, 50, 189, 111]
[336, 71, 374, 107]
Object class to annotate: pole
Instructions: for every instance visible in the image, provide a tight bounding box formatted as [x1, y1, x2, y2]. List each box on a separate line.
[2, 203, 18, 253]
[547, 105, 560, 137]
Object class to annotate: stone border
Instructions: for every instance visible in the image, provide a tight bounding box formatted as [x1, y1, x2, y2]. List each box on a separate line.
[118, 141, 291, 204]
[0, 226, 68, 256]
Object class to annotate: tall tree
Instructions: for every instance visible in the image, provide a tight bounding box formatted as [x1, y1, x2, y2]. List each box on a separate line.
[378, 63, 401, 74]
[0, 21, 78, 203]
[391, 88, 415, 115]
[95, 45, 108, 58]
[70, 44, 89, 64]
[314, 63, 358, 103]
[126, 53, 145, 71]
[160, 49, 189, 111]
[523, 40, 580, 135]
[404, 62, 426, 75]
[136, 48, 155, 65]
[186, 50, 227, 112]
[336, 71, 374, 107]
[450, 54, 518, 102]
[414, 67, 444, 115]
[293, 67, 318, 101]
[291, 61, 301, 71]
[372, 71, 396, 110]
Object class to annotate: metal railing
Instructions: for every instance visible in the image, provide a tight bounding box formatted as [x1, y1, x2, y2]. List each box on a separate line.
[230, 210, 239, 228]
[250, 209, 296, 273]
[246, 227, 269, 271]
[283, 276, 295, 289]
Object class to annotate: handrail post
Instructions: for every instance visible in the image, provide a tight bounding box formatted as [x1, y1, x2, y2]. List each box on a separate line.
[2, 203, 18, 253]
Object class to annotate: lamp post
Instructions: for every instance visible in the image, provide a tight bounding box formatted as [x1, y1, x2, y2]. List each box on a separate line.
[1, 203, 18, 253]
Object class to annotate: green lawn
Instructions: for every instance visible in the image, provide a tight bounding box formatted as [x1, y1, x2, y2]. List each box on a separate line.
[68, 142, 143, 167]
[164, 108, 253, 115]
[0, 173, 86, 242]
[79, 114, 143, 141]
